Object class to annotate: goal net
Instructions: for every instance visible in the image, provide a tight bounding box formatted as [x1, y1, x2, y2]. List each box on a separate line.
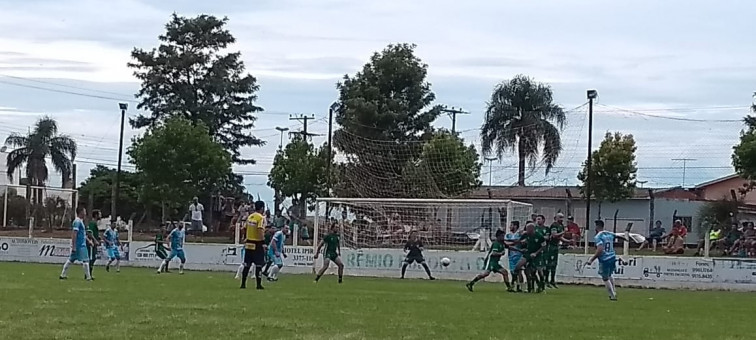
[313, 198, 532, 251]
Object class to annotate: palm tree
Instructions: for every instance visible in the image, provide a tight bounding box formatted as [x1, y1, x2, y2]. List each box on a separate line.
[4, 116, 77, 213]
[481, 75, 565, 186]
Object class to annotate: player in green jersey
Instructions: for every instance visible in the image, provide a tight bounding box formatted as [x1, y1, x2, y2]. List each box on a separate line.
[314, 223, 344, 283]
[466, 233, 513, 292]
[516, 222, 547, 293]
[155, 224, 170, 273]
[86, 210, 101, 279]
[545, 213, 568, 288]
[532, 215, 550, 292]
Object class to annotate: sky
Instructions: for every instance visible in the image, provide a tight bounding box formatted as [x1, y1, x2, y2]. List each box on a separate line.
[0, 0, 754, 206]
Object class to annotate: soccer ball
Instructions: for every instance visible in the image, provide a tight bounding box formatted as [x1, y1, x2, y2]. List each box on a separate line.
[440, 257, 451, 267]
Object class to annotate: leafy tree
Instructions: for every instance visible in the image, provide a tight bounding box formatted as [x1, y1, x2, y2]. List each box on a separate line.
[480, 75, 565, 186]
[268, 136, 329, 216]
[404, 131, 482, 197]
[77, 165, 142, 220]
[577, 132, 638, 218]
[333, 43, 441, 197]
[128, 117, 232, 219]
[128, 14, 264, 164]
[732, 105, 756, 180]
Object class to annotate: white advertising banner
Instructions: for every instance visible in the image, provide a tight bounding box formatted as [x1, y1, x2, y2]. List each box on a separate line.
[640, 257, 714, 283]
[560, 254, 644, 280]
[713, 259, 756, 284]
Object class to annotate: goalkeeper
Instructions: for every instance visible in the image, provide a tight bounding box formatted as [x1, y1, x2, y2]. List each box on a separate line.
[400, 231, 435, 280]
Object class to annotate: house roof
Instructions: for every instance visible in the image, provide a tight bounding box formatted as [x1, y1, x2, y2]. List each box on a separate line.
[468, 185, 666, 200]
[694, 174, 740, 189]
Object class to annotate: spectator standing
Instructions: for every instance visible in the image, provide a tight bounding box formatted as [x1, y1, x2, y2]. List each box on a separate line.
[638, 220, 665, 251]
[565, 216, 581, 248]
[188, 197, 204, 232]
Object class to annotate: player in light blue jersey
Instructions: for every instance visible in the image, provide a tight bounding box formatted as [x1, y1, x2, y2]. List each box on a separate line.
[103, 224, 121, 273]
[60, 206, 92, 281]
[266, 225, 290, 281]
[504, 221, 524, 292]
[586, 220, 627, 301]
[158, 223, 186, 274]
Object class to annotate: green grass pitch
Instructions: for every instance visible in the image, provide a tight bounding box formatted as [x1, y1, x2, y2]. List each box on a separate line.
[0, 262, 753, 340]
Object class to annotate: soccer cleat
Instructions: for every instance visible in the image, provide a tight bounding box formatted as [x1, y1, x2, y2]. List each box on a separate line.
[465, 283, 474, 292]
[105, 265, 110, 272]
[59, 276, 67, 280]
[609, 297, 618, 301]
[256, 285, 264, 290]
[240, 284, 246, 289]
[338, 278, 343, 284]
[429, 277, 436, 280]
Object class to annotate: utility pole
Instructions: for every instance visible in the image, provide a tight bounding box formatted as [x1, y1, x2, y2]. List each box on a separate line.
[585, 90, 598, 255]
[484, 157, 497, 186]
[289, 114, 317, 139]
[440, 106, 469, 134]
[113, 103, 127, 227]
[672, 158, 697, 187]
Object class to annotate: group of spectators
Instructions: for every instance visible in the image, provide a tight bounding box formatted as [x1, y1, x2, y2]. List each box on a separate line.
[637, 219, 689, 254]
[698, 221, 756, 257]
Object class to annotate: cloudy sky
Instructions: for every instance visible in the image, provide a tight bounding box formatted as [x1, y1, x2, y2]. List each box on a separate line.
[0, 0, 753, 204]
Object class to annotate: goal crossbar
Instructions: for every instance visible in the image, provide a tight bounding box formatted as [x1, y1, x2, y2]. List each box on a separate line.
[316, 197, 528, 205]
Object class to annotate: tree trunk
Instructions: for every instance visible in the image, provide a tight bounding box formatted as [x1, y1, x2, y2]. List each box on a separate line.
[517, 138, 526, 186]
[597, 201, 603, 220]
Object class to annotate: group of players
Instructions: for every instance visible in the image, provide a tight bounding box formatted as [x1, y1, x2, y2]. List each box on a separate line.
[59, 206, 128, 280]
[235, 201, 344, 290]
[463, 213, 623, 301]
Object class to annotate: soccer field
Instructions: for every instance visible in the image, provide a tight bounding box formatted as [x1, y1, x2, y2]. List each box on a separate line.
[0, 263, 753, 340]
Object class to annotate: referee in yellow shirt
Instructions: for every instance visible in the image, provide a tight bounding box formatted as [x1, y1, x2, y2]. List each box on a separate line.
[241, 201, 267, 290]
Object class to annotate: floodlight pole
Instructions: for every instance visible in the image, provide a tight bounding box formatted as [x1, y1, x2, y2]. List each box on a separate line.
[585, 90, 597, 255]
[112, 103, 127, 227]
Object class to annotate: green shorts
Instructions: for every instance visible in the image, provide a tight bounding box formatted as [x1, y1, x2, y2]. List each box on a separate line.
[485, 258, 503, 272]
[325, 252, 339, 262]
[526, 255, 544, 269]
[156, 248, 168, 260]
[546, 249, 559, 269]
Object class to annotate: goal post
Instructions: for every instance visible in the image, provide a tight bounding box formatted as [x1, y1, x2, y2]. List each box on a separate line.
[312, 197, 533, 253]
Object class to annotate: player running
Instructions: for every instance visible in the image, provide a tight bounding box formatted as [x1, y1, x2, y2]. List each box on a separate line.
[60, 206, 92, 281]
[103, 223, 121, 273]
[505, 221, 524, 292]
[466, 232, 513, 292]
[400, 231, 435, 280]
[266, 225, 290, 281]
[545, 213, 568, 288]
[586, 220, 627, 301]
[158, 223, 186, 275]
[240, 201, 267, 290]
[86, 210, 101, 279]
[314, 222, 344, 284]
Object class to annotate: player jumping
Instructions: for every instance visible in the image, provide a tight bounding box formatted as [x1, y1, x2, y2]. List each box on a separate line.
[400, 231, 435, 280]
[158, 222, 186, 275]
[266, 225, 290, 281]
[240, 201, 267, 290]
[586, 220, 627, 301]
[60, 206, 92, 281]
[103, 223, 121, 273]
[314, 222, 344, 284]
[466, 232, 513, 292]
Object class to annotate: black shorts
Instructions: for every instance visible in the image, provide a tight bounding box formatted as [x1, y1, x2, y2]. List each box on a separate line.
[404, 255, 425, 264]
[244, 241, 265, 267]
